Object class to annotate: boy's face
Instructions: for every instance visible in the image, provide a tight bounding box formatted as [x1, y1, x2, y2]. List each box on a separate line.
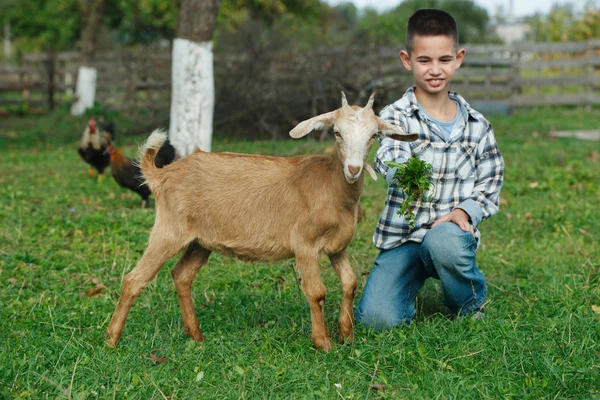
[400, 35, 465, 97]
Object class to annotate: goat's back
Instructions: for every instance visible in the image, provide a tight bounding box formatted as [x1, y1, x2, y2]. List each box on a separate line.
[149, 151, 359, 261]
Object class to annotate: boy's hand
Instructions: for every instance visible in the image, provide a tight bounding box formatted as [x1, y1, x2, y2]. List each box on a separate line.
[433, 209, 474, 234]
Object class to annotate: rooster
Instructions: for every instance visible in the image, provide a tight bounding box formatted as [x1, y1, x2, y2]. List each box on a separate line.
[106, 140, 177, 208]
[78, 117, 115, 181]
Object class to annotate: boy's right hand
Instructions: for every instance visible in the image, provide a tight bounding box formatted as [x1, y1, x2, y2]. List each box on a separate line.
[432, 209, 474, 234]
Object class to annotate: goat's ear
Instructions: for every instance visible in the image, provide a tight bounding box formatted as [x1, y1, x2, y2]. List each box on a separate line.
[364, 164, 378, 181]
[290, 111, 337, 139]
[376, 116, 419, 142]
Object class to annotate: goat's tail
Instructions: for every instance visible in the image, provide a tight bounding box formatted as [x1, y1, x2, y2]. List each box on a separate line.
[139, 129, 169, 192]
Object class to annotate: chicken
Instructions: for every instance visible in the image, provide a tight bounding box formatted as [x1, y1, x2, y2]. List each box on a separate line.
[106, 140, 176, 208]
[78, 117, 115, 181]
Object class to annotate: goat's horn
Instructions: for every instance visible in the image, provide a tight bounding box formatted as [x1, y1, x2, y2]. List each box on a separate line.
[341, 91, 348, 107]
[365, 92, 375, 110]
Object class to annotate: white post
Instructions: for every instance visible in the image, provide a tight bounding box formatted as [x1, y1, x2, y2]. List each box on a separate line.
[71, 66, 97, 116]
[169, 38, 215, 155]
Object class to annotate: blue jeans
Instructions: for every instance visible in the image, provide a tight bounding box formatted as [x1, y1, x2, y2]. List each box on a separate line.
[355, 222, 486, 329]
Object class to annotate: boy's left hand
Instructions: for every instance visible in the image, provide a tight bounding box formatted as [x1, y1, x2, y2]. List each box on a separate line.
[433, 209, 474, 234]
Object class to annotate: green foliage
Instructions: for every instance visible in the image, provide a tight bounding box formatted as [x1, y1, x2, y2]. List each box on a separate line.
[246, 0, 325, 25]
[356, 7, 408, 46]
[335, 2, 359, 28]
[104, 0, 179, 45]
[1, 0, 81, 51]
[215, 0, 330, 52]
[1, 107, 600, 398]
[2, 0, 495, 57]
[1, 0, 179, 51]
[2, 0, 328, 53]
[386, 155, 433, 227]
[525, 4, 600, 42]
[356, 0, 492, 46]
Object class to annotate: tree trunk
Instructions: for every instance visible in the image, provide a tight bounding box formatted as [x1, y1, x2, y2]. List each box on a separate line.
[71, 0, 106, 116]
[169, 0, 221, 155]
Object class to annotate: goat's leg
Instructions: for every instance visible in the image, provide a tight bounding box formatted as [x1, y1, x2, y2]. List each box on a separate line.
[329, 251, 356, 344]
[171, 242, 211, 342]
[105, 232, 182, 347]
[296, 254, 331, 352]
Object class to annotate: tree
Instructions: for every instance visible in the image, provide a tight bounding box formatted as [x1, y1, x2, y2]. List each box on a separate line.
[169, 0, 324, 154]
[0, 0, 80, 52]
[526, 4, 600, 42]
[104, 0, 179, 45]
[1, 0, 180, 52]
[169, 0, 221, 156]
[336, 2, 359, 28]
[355, 0, 491, 46]
[71, 0, 107, 116]
[572, 8, 600, 40]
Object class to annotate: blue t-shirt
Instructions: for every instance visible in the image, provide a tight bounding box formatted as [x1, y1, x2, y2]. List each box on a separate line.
[417, 100, 466, 142]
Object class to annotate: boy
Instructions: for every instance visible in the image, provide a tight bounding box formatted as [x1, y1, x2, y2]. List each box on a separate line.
[355, 9, 504, 328]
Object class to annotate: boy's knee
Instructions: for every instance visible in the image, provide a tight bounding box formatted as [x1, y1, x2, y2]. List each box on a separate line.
[421, 222, 475, 266]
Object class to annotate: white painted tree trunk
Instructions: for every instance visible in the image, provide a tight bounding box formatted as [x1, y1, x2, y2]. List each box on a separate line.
[169, 38, 215, 155]
[71, 66, 97, 116]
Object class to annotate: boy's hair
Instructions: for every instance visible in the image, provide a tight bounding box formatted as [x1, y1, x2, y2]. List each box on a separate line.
[405, 9, 459, 54]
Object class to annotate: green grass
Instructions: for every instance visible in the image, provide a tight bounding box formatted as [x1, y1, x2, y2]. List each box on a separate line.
[1, 107, 599, 399]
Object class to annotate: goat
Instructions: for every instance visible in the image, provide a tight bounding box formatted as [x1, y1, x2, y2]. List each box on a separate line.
[105, 93, 417, 351]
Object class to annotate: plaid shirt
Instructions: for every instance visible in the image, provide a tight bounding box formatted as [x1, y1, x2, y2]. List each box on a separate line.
[373, 87, 504, 250]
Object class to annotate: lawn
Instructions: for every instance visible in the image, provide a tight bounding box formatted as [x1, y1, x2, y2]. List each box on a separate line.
[1, 106, 599, 399]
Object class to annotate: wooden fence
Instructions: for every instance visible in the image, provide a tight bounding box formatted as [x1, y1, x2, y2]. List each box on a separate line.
[0, 50, 172, 112]
[2, 39, 600, 118]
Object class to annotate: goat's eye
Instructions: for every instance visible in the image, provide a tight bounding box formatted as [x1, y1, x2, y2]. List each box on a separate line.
[334, 131, 342, 138]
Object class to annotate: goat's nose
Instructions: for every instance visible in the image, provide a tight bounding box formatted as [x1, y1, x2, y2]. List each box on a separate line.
[348, 165, 361, 177]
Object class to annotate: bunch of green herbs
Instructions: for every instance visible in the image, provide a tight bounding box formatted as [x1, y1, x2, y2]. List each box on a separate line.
[385, 155, 433, 226]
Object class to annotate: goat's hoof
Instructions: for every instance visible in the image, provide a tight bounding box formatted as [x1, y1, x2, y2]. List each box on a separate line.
[185, 327, 206, 342]
[340, 334, 354, 345]
[338, 324, 354, 344]
[104, 330, 119, 347]
[313, 337, 333, 352]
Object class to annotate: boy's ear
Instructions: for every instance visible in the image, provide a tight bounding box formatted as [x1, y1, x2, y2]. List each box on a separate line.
[399, 50, 412, 71]
[456, 48, 466, 69]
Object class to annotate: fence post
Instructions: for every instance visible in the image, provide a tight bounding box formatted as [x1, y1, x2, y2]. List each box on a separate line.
[3, 23, 12, 65]
[484, 63, 491, 102]
[585, 39, 593, 112]
[20, 70, 30, 102]
[123, 50, 136, 111]
[510, 43, 520, 108]
[43, 51, 56, 111]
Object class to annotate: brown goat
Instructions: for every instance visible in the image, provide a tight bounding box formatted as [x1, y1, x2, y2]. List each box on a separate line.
[105, 93, 417, 351]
